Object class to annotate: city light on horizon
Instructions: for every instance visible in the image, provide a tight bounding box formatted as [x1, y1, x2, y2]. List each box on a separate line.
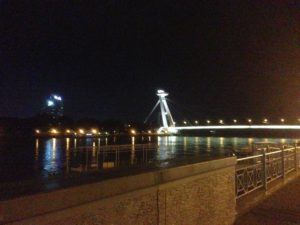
[50, 128, 58, 134]
[91, 129, 98, 134]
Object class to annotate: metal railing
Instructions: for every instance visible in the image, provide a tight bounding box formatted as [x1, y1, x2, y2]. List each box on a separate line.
[235, 144, 300, 199]
[69, 143, 158, 172]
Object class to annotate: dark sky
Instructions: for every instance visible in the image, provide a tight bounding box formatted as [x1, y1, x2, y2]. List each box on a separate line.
[1, 0, 300, 122]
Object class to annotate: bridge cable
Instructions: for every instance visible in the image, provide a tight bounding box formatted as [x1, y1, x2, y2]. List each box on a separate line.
[144, 100, 160, 124]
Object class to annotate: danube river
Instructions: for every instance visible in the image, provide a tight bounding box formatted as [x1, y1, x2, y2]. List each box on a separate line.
[0, 135, 299, 185]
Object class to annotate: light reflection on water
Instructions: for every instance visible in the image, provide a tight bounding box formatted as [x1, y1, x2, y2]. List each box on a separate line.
[131, 137, 135, 165]
[43, 138, 64, 176]
[35, 139, 39, 162]
[0, 136, 299, 183]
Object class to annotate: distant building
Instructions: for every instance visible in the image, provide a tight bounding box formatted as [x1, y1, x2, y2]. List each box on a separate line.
[43, 94, 64, 119]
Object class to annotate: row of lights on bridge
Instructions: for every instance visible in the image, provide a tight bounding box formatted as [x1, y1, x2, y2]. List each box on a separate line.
[180, 118, 299, 125]
[35, 128, 152, 136]
[35, 128, 107, 136]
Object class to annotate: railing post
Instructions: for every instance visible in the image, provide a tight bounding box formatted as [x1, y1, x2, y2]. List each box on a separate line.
[295, 143, 298, 172]
[263, 147, 268, 190]
[281, 146, 285, 179]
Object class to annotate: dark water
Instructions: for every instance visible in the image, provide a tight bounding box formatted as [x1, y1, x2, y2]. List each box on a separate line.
[0, 135, 299, 185]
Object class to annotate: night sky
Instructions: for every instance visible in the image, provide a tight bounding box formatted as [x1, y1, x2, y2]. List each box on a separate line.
[1, 1, 299, 123]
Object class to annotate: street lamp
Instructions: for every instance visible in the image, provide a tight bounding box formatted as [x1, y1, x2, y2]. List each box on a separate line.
[79, 129, 85, 134]
[50, 128, 58, 134]
[91, 129, 98, 134]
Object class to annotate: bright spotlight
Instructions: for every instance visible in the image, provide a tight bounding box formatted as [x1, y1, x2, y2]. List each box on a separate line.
[47, 100, 54, 107]
[53, 95, 62, 101]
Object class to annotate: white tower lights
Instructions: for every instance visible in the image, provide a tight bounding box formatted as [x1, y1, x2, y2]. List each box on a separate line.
[144, 90, 178, 134]
[157, 90, 175, 128]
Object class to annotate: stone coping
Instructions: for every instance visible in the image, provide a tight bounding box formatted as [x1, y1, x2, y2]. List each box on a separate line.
[0, 156, 236, 224]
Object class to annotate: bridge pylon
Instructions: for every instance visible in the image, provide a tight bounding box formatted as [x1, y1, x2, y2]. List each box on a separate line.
[144, 90, 178, 134]
[157, 90, 175, 127]
[156, 90, 178, 134]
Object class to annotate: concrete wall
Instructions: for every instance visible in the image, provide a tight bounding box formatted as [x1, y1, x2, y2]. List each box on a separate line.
[1, 157, 236, 225]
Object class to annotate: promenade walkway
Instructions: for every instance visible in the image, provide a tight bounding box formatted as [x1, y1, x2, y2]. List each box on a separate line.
[235, 175, 300, 225]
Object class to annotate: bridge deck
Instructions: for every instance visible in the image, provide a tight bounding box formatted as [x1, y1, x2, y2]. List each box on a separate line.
[174, 125, 300, 130]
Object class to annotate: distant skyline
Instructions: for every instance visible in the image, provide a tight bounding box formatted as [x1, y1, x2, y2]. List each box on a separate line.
[1, 1, 299, 122]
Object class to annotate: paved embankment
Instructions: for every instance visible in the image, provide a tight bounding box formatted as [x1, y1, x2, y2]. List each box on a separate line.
[235, 175, 300, 225]
[1, 157, 236, 225]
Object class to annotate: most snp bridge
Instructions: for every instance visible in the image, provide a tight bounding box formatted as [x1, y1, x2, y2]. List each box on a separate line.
[151, 90, 300, 134]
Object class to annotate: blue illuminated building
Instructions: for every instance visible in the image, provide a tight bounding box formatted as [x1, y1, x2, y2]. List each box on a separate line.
[43, 94, 64, 119]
